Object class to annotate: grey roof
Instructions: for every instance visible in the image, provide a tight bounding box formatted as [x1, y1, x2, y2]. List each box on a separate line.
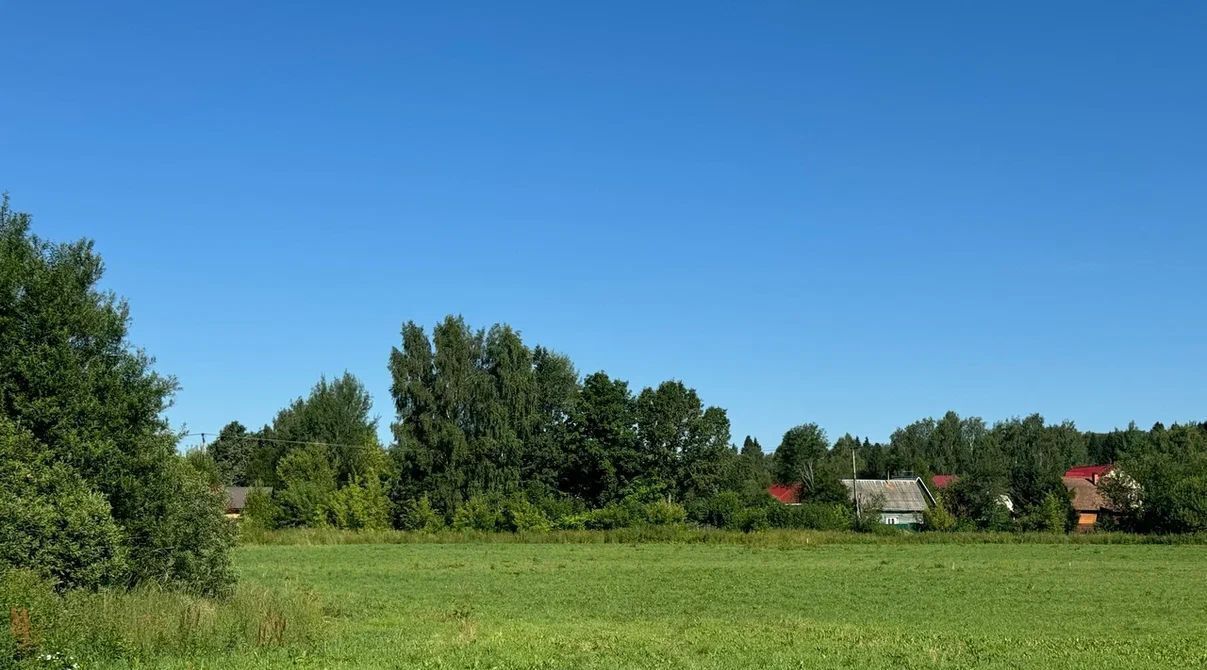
[224, 486, 272, 511]
[841, 478, 935, 513]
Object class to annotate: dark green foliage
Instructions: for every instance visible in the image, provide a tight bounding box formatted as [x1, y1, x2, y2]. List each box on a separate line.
[773, 424, 828, 490]
[327, 477, 391, 530]
[525, 347, 579, 490]
[945, 474, 1012, 531]
[379, 318, 1204, 536]
[241, 488, 279, 530]
[772, 424, 849, 504]
[0, 418, 126, 590]
[887, 411, 993, 477]
[1016, 491, 1073, 532]
[386, 317, 742, 519]
[634, 382, 736, 500]
[691, 491, 745, 529]
[561, 371, 639, 505]
[252, 373, 382, 487]
[275, 444, 338, 527]
[451, 496, 505, 531]
[0, 197, 233, 594]
[183, 447, 222, 487]
[399, 495, 445, 532]
[922, 493, 957, 532]
[126, 461, 236, 595]
[1101, 422, 1207, 533]
[996, 415, 1086, 511]
[209, 421, 255, 486]
[764, 501, 853, 531]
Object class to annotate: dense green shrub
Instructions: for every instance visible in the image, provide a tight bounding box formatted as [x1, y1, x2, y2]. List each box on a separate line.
[241, 487, 279, 530]
[643, 499, 688, 526]
[399, 495, 445, 532]
[566, 496, 688, 530]
[0, 420, 126, 591]
[326, 477, 391, 530]
[1016, 491, 1072, 533]
[522, 485, 588, 525]
[452, 496, 505, 531]
[501, 497, 553, 532]
[691, 491, 744, 529]
[123, 461, 236, 596]
[1, 199, 234, 595]
[735, 506, 770, 532]
[275, 445, 338, 527]
[922, 495, 958, 532]
[765, 501, 853, 531]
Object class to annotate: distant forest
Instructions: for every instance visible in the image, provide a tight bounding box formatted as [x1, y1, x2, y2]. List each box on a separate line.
[200, 315, 1207, 535]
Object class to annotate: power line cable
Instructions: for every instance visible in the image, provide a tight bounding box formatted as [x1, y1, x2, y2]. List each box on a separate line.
[181, 432, 376, 451]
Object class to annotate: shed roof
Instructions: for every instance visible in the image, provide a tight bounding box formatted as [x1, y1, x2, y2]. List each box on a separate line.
[225, 486, 272, 511]
[841, 478, 935, 513]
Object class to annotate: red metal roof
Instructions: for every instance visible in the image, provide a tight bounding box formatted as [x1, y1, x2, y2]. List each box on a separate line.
[1064, 464, 1113, 480]
[931, 474, 959, 489]
[768, 483, 801, 504]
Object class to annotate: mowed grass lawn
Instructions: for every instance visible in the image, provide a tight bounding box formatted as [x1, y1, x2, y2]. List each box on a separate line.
[159, 541, 1207, 669]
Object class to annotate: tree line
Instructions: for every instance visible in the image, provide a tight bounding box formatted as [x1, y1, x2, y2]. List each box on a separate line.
[200, 316, 772, 532]
[202, 323, 1207, 536]
[3, 194, 1204, 600]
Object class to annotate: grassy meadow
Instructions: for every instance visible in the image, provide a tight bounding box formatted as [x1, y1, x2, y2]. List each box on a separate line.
[67, 535, 1206, 669]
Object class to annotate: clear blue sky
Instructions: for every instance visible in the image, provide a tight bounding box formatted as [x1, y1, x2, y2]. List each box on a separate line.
[4, 2, 1204, 451]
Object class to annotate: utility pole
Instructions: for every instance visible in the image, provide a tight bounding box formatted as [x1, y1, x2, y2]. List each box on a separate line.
[852, 448, 861, 522]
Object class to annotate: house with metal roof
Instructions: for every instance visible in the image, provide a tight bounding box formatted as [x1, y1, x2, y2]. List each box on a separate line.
[841, 477, 936, 529]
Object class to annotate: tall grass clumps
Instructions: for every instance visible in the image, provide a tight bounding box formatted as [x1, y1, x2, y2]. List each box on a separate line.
[1, 568, 322, 668]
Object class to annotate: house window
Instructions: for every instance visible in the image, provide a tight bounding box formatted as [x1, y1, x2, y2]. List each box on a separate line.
[887, 517, 898, 525]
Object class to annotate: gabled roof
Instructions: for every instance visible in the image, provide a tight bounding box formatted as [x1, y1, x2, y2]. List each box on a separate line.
[1063, 476, 1107, 513]
[1065, 464, 1113, 480]
[842, 478, 935, 513]
[768, 483, 802, 504]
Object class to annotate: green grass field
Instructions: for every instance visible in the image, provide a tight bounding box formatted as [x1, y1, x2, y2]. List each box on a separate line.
[110, 538, 1207, 670]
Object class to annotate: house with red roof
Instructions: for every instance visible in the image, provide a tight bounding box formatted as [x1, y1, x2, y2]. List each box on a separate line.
[1062, 465, 1115, 531]
[1064, 464, 1113, 484]
[768, 483, 802, 505]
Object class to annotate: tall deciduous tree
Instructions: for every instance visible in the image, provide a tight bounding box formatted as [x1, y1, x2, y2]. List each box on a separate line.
[0, 196, 233, 594]
[209, 420, 254, 485]
[777, 427, 835, 494]
[254, 372, 381, 486]
[561, 371, 636, 505]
